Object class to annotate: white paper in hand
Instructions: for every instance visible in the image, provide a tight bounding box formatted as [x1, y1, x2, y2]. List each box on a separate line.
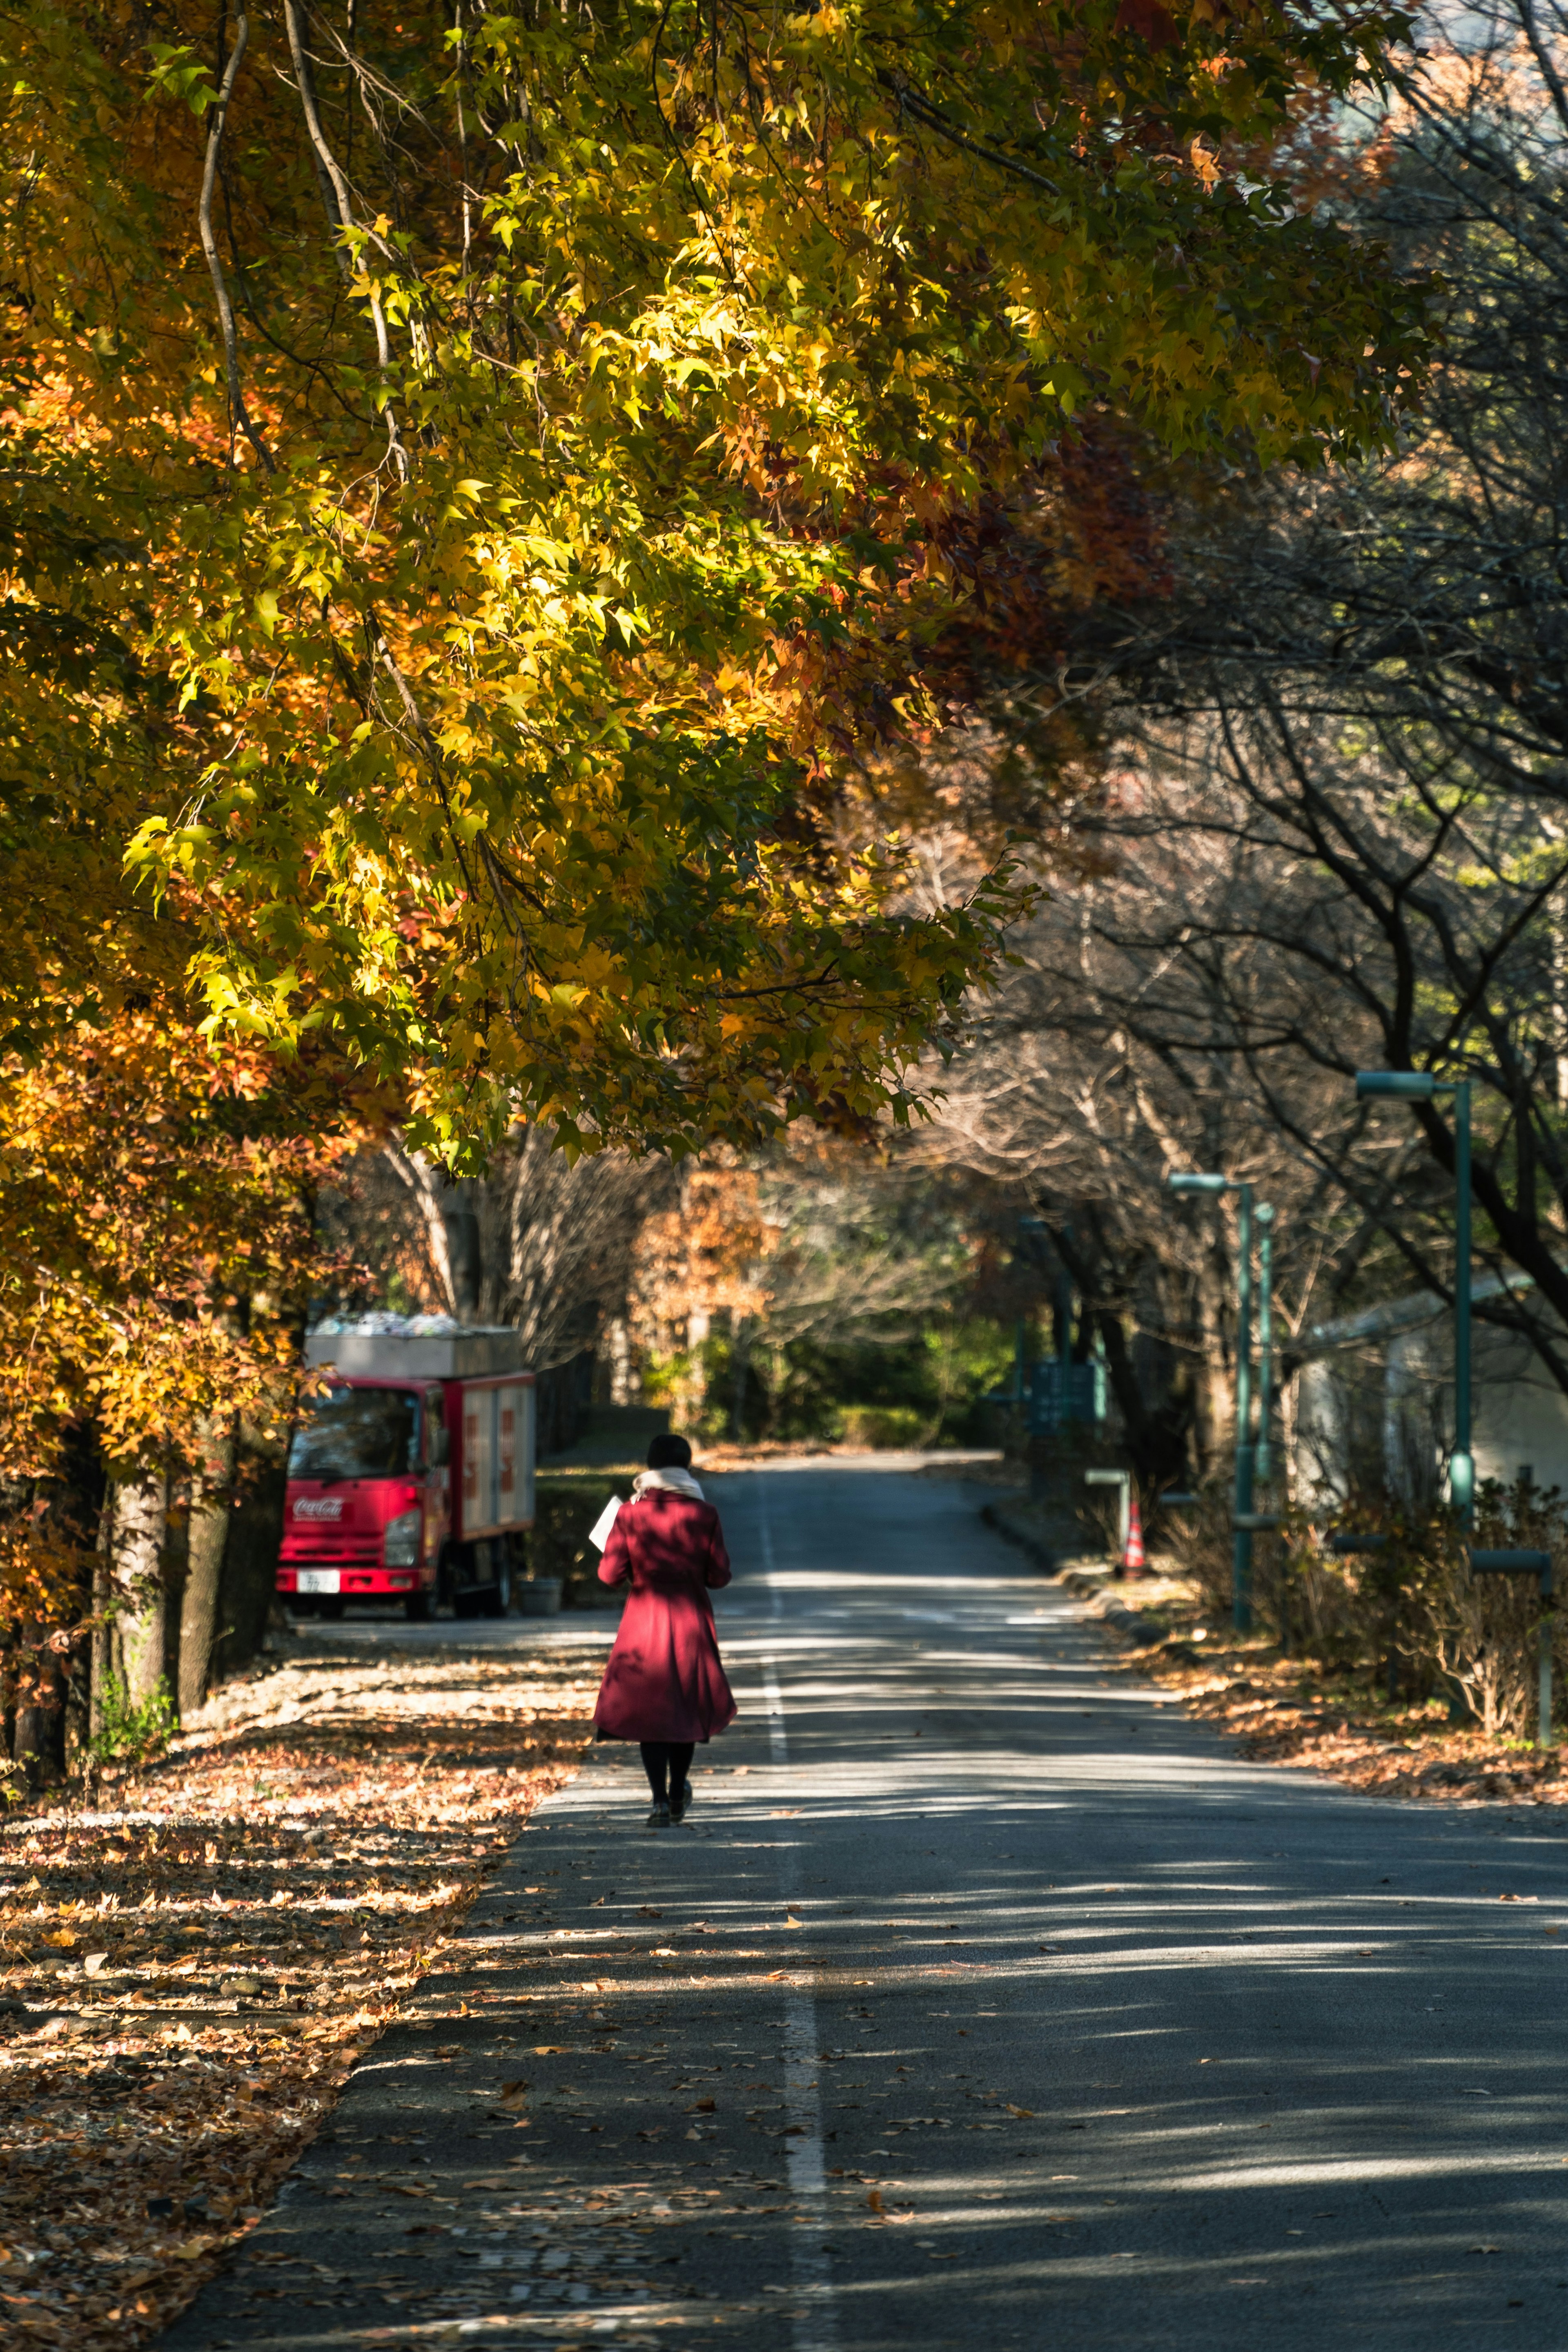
[588, 1495, 622, 1552]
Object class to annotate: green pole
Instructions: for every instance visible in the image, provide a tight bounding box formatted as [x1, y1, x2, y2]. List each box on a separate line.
[1255, 1203, 1275, 1486]
[1451, 1079, 1474, 1523]
[1233, 1184, 1255, 1634]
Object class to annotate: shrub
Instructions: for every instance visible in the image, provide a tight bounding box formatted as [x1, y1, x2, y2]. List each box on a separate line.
[835, 1405, 928, 1449]
[1163, 1471, 1568, 1737]
[87, 1674, 177, 1768]
[526, 1476, 628, 1609]
[1158, 1486, 1234, 1625]
[1429, 1477, 1568, 1739]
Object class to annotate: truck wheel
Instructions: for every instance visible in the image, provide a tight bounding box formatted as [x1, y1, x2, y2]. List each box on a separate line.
[404, 1590, 432, 1623]
[482, 1559, 512, 1619]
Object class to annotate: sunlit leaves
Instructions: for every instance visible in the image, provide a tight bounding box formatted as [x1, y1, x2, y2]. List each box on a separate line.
[0, 1013, 369, 1487]
[1, 0, 1433, 1164]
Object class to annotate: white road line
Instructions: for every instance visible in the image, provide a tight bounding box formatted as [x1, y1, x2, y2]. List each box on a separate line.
[757, 1475, 838, 2352]
[760, 1469, 785, 1623]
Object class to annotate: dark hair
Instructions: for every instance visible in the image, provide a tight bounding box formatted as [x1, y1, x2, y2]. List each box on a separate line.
[647, 1432, 692, 1470]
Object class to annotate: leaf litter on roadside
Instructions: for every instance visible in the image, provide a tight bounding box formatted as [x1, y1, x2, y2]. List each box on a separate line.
[1090, 1577, 1568, 1808]
[0, 1633, 595, 2350]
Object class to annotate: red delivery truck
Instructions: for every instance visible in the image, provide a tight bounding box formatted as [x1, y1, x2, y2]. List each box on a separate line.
[278, 1322, 535, 1622]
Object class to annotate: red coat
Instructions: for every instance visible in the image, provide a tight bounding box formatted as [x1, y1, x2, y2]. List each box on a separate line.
[592, 1490, 737, 1743]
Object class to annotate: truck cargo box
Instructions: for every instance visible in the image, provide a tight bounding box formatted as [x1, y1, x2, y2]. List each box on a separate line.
[305, 1323, 526, 1381]
[453, 1378, 534, 1538]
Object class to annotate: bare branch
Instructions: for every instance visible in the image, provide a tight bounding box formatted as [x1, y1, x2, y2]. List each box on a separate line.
[197, 10, 274, 474]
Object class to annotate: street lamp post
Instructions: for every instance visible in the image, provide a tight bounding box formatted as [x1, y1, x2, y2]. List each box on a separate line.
[1169, 1170, 1263, 1632]
[1354, 1071, 1474, 1520]
[1256, 1203, 1275, 1484]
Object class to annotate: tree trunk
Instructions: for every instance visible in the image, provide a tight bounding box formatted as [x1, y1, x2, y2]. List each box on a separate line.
[114, 1475, 169, 1710]
[180, 1413, 237, 1717]
[442, 1178, 483, 1318]
[212, 1412, 290, 1681]
[1192, 1255, 1234, 1480]
[89, 1500, 113, 1743]
[1092, 1307, 1191, 1491]
[11, 1623, 62, 1786]
[728, 1318, 751, 1441]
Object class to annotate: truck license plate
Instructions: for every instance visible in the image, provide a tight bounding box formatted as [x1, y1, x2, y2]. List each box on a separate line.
[296, 1569, 341, 1595]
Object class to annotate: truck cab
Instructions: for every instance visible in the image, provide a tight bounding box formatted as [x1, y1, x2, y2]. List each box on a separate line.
[278, 1323, 535, 1621]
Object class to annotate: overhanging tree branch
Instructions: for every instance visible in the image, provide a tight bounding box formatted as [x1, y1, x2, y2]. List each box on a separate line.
[197, 9, 274, 474]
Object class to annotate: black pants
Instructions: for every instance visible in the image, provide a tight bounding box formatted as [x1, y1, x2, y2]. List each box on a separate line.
[640, 1741, 694, 1801]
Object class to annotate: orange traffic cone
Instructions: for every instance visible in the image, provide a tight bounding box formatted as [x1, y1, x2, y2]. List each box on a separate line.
[1122, 1498, 1146, 1578]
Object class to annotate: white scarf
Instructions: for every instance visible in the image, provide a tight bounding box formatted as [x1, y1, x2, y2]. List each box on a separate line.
[633, 1467, 705, 1502]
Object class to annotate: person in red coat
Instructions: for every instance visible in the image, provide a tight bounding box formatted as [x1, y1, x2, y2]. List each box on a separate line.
[592, 1433, 737, 1825]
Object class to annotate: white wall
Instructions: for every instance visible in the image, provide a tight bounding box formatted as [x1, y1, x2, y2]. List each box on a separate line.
[1295, 1309, 1568, 1505]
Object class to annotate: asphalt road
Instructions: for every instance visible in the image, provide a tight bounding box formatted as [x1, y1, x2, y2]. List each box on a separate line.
[162, 1463, 1568, 2352]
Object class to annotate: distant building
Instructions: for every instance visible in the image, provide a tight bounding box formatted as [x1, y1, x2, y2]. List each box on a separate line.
[1293, 1274, 1568, 1506]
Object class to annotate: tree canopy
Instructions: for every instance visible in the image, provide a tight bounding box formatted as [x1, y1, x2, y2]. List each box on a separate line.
[3, 0, 1430, 1161]
[924, 0, 1568, 1463]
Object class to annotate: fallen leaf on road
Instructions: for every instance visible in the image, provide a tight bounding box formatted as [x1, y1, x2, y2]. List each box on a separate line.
[498, 2081, 529, 2105]
[0, 1638, 592, 2352]
[688, 2098, 716, 2113]
[866, 2190, 884, 2214]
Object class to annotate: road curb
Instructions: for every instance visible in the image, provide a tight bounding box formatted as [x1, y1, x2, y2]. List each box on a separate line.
[979, 1498, 1056, 1572]
[981, 1502, 1171, 1647]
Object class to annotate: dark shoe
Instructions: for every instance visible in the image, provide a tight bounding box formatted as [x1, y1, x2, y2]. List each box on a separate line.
[645, 1801, 671, 1828]
[669, 1783, 692, 1824]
